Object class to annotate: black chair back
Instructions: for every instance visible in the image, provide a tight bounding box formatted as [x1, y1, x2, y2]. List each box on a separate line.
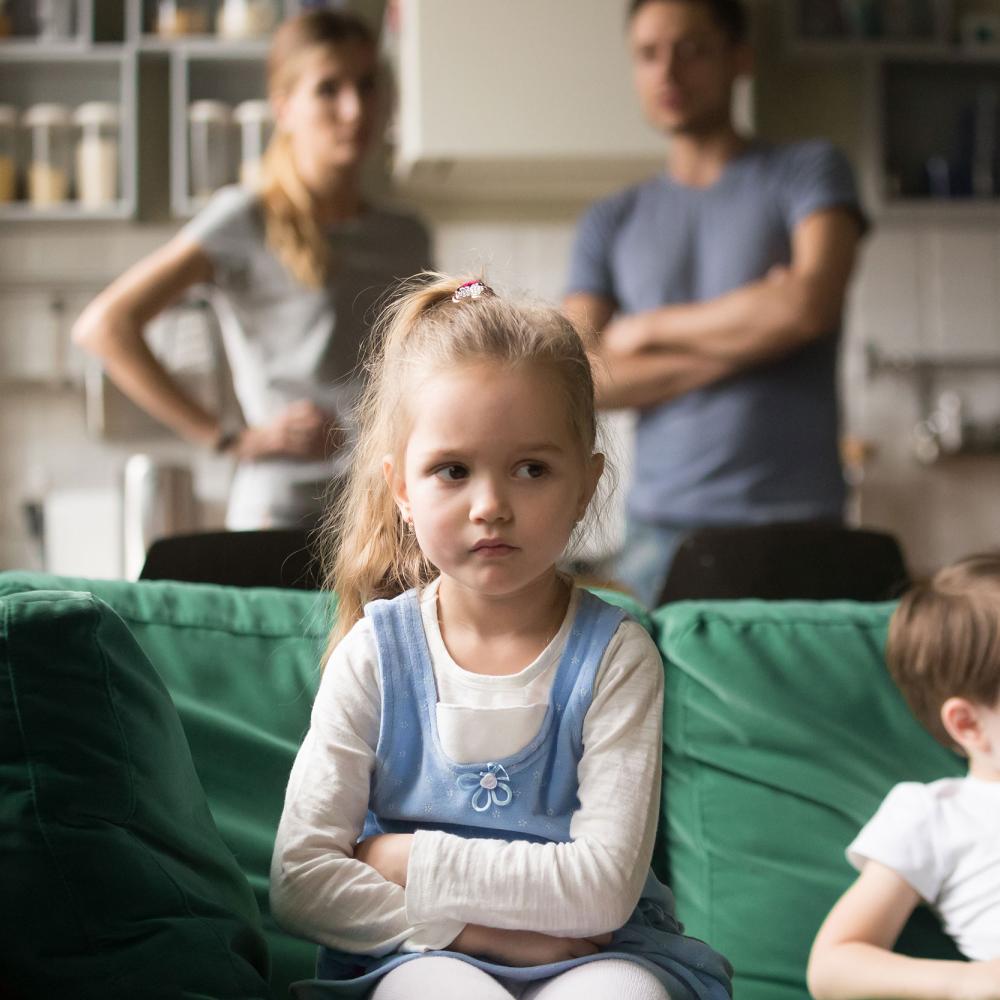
[658, 522, 909, 605]
[139, 529, 323, 590]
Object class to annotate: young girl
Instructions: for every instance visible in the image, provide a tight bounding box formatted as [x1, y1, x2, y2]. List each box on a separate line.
[73, 10, 430, 530]
[270, 274, 732, 1000]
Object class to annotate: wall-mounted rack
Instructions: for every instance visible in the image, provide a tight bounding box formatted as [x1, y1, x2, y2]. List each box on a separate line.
[866, 344, 1000, 463]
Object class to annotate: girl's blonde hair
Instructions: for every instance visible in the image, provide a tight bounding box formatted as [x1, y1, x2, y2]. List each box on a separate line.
[322, 272, 599, 653]
[260, 10, 375, 288]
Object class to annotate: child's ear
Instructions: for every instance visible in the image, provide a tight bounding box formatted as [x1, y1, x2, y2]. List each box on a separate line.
[577, 452, 605, 520]
[382, 454, 410, 524]
[940, 697, 984, 757]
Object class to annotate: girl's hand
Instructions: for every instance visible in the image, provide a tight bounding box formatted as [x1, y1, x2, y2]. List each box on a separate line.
[353, 833, 413, 887]
[448, 925, 612, 967]
[953, 960, 1000, 1000]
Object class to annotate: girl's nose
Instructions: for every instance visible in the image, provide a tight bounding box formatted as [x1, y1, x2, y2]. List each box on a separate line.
[469, 478, 511, 523]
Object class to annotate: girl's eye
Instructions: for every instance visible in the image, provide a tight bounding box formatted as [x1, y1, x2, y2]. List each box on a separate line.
[434, 465, 468, 482]
[316, 79, 341, 98]
[515, 463, 547, 480]
[358, 74, 378, 96]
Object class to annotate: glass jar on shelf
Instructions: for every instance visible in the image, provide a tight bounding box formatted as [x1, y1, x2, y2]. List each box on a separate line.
[73, 102, 120, 208]
[188, 99, 233, 200]
[217, 0, 278, 40]
[23, 103, 73, 207]
[233, 99, 272, 189]
[0, 105, 17, 203]
[33, 0, 77, 41]
[157, 0, 212, 38]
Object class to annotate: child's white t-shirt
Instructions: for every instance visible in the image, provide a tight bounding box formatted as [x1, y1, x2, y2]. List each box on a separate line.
[847, 777, 1000, 961]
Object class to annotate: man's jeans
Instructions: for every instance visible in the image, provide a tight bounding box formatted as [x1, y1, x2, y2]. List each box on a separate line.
[614, 518, 690, 609]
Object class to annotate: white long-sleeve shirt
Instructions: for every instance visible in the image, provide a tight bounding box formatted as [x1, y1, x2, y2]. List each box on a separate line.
[270, 581, 664, 956]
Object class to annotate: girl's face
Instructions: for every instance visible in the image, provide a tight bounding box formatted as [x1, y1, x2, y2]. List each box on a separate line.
[274, 40, 379, 172]
[386, 362, 603, 604]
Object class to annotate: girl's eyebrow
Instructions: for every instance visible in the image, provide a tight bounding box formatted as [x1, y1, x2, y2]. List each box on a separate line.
[421, 442, 564, 462]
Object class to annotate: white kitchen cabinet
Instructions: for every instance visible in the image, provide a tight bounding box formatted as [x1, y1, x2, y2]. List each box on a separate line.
[393, 0, 752, 201]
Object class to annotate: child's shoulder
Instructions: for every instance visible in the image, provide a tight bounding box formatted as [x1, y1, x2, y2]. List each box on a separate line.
[874, 777, 970, 822]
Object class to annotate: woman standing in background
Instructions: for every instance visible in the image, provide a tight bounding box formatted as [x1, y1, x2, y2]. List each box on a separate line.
[74, 9, 432, 530]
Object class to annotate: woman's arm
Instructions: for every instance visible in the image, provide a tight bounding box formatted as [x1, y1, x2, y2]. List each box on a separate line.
[269, 620, 464, 955]
[72, 234, 225, 448]
[807, 861, 1000, 1000]
[73, 232, 339, 459]
[398, 621, 664, 937]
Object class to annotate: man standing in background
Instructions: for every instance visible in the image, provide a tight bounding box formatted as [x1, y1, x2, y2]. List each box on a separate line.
[564, 0, 866, 606]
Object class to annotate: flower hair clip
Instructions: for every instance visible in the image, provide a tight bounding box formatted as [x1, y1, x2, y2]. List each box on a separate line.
[457, 761, 512, 812]
[452, 279, 495, 303]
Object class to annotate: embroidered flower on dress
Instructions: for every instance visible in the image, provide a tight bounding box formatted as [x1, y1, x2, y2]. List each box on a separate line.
[457, 762, 513, 812]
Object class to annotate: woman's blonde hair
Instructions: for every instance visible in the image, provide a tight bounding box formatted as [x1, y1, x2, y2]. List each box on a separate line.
[321, 272, 599, 654]
[259, 10, 375, 288]
[887, 551, 1000, 749]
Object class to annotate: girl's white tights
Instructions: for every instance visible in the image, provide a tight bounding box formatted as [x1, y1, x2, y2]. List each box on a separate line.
[368, 956, 674, 1000]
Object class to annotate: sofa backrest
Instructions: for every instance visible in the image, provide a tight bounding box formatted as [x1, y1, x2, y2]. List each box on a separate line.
[656, 599, 965, 1000]
[0, 572, 966, 999]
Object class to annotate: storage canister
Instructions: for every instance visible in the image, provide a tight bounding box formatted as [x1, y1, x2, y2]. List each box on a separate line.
[188, 99, 233, 200]
[23, 103, 73, 207]
[73, 101, 120, 208]
[233, 99, 273, 189]
[0, 104, 17, 203]
[217, 0, 278, 39]
[157, 0, 211, 37]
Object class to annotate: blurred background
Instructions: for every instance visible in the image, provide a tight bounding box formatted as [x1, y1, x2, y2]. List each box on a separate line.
[1, 0, 999, 579]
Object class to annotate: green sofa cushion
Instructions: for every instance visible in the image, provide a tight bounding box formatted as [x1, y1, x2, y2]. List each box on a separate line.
[0, 572, 329, 997]
[0, 588, 270, 999]
[656, 600, 966, 1000]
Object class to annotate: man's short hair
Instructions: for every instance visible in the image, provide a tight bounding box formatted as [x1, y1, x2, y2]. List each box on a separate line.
[627, 0, 749, 44]
[887, 551, 1000, 749]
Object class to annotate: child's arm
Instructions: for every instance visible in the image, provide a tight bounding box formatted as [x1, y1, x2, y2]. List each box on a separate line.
[269, 619, 464, 956]
[807, 861, 1000, 1000]
[398, 621, 663, 937]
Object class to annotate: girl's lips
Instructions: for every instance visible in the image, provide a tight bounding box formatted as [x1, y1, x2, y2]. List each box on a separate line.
[472, 541, 516, 556]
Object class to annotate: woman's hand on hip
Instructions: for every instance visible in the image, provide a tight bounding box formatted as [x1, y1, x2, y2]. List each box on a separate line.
[448, 925, 612, 967]
[232, 400, 346, 461]
[353, 833, 413, 887]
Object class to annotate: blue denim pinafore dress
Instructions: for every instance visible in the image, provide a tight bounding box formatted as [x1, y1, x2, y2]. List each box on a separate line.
[291, 588, 732, 999]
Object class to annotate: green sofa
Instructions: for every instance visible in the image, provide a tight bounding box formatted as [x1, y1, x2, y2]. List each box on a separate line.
[0, 572, 964, 1000]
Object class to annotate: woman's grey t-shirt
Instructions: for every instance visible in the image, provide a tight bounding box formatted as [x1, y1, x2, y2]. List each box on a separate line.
[180, 186, 431, 528]
[567, 140, 865, 527]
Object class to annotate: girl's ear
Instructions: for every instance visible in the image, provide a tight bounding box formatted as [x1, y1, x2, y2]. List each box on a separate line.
[577, 451, 605, 520]
[940, 697, 984, 757]
[383, 454, 410, 523]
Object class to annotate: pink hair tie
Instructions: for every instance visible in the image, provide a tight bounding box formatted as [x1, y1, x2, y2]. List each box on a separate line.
[452, 279, 495, 303]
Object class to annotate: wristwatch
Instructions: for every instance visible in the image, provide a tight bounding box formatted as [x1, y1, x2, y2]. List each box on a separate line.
[213, 426, 241, 454]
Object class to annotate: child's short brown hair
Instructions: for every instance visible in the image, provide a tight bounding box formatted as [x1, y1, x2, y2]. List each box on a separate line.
[886, 551, 1000, 749]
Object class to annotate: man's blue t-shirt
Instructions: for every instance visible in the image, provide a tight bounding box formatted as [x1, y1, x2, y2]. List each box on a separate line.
[567, 140, 865, 526]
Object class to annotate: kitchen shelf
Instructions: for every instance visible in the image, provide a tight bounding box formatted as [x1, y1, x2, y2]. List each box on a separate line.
[784, 4, 1000, 217]
[0, 47, 138, 221]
